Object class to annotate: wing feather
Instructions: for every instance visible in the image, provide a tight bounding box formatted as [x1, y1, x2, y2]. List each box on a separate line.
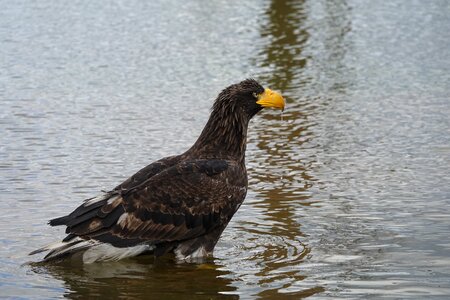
[49, 158, 246, 251]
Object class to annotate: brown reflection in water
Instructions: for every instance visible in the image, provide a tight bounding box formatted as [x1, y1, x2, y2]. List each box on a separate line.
[245, 0, 326, 298]
[30, 256, 237, 299]
[257, 0, 309, 92]
[248, 0, 353, 297]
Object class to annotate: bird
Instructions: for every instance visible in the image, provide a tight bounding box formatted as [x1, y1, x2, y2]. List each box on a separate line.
[30, 79, 285, 263]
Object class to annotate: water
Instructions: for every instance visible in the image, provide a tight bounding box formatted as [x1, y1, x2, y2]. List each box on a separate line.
[1, 0, 450, 298]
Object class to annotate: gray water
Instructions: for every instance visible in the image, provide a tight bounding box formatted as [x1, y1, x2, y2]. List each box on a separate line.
[1, 0, 450, 299]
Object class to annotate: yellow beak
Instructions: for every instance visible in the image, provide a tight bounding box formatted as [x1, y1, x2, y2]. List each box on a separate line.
[256, 88, 285, 111]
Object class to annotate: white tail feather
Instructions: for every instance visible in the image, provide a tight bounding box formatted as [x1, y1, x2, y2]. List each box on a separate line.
[44, 239, 96, 260]
[29, 241, 68, 255]
[30, 237, 153, 263]
[82, 244, 153, 264]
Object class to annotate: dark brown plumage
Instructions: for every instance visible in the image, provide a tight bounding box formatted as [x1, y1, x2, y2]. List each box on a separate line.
[30, 79, 285, 263]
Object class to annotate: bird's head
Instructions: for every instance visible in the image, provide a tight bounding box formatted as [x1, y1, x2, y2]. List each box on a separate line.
[191, 79, 285, 157]
[213, 79, 285, 119]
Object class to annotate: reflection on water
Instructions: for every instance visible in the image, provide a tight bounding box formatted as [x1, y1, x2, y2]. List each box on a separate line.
[257, 0, 309, 91]
[31, 257, 238, 299]
[245, 0, 324, 297]
[1, 0, 450, 299]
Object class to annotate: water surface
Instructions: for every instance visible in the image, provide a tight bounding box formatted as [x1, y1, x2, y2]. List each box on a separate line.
[1, 0, 449, 299]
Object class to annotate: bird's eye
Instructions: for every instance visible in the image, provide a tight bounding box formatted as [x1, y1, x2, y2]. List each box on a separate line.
[252, 92, 258, 98]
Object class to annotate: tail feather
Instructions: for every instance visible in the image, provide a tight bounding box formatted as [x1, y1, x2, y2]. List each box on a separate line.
[29, 237, 97, 261]
[48, 215, 71, 227]
[48, 193, 116, 227]
[29, 240, 70, 256]
[31, 192, 142, 263]
[30, 238, 153, 263]
[43, 240, 95, 261]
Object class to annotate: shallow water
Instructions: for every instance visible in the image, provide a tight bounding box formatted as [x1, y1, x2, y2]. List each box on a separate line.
[1, 0, 450, 299]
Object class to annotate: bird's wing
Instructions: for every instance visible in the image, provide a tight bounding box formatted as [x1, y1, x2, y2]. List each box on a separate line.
[53, 159, 247, 248]
[113, 155, 181, 193]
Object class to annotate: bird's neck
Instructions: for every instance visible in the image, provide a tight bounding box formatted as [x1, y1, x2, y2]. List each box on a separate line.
[188, 109, 249, 162]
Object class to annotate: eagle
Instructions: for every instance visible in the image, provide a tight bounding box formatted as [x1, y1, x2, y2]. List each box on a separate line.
[30, 79, 285, 263]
